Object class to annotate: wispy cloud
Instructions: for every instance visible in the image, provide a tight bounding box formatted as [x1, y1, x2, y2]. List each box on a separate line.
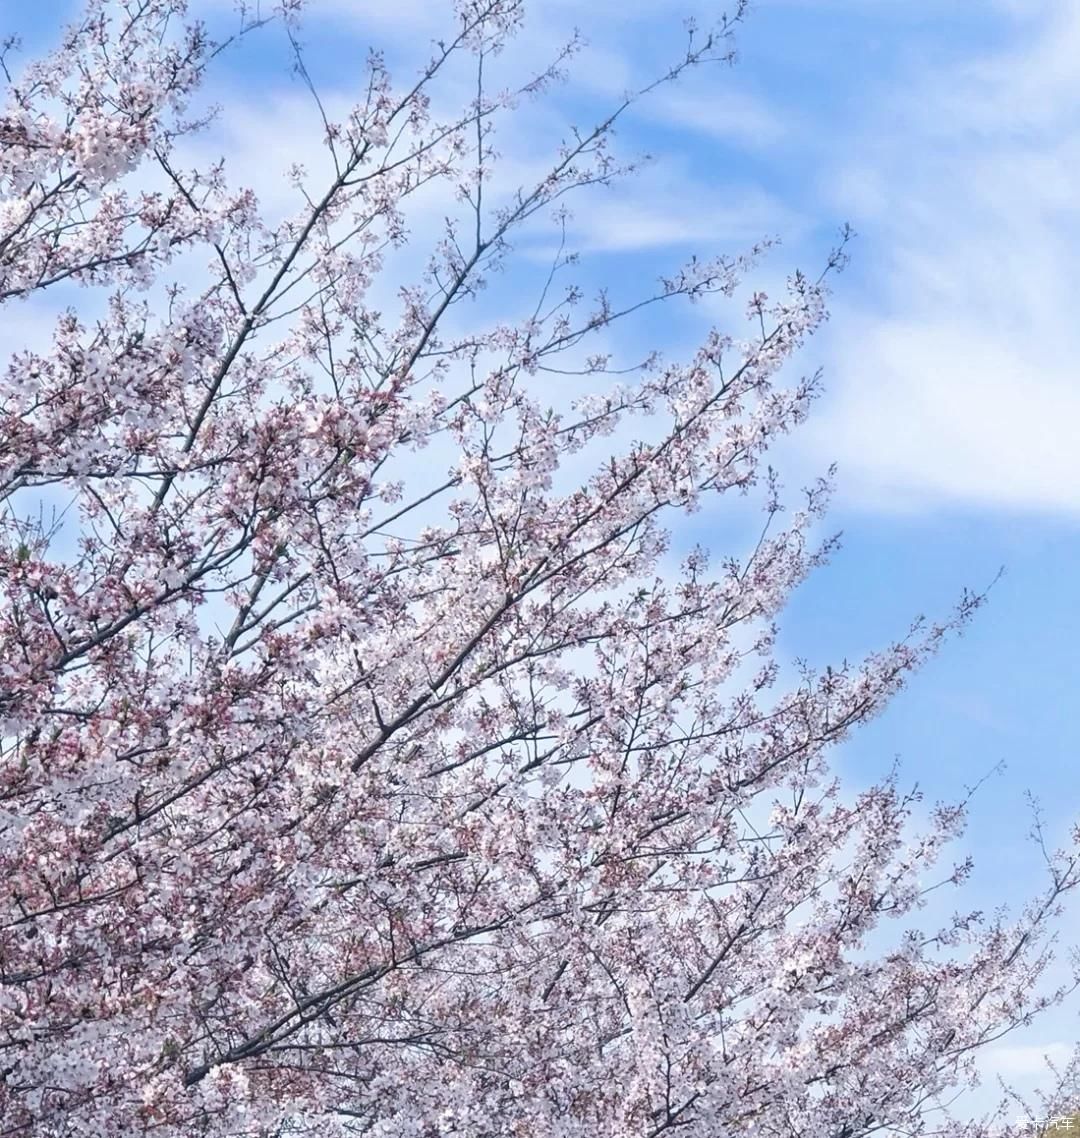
[981, 1042, 1074, 1079]
[556, 170, 792, 254]
[644, 85, 789, 148]
[795, 0, 1080, 516]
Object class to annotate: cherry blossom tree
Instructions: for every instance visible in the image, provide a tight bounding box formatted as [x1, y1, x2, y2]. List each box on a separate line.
[1, 1, 1078, 1135]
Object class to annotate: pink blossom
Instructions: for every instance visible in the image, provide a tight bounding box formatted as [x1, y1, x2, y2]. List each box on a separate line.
[0, 3, 1075, 1137]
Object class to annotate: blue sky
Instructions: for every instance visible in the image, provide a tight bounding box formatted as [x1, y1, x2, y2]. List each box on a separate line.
[4, 0, 1079, 1120]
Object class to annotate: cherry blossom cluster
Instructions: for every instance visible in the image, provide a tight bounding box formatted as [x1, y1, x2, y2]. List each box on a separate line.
[0, 1, 1077, 1136]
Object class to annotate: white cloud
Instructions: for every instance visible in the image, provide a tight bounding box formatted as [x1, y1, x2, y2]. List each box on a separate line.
[644, 85, 789, 148]
[799, 0, 1080, 517]
[801, 308, 1080, 516]
[981, 1042, 1074, 1079]
[554, 171, 792, 254]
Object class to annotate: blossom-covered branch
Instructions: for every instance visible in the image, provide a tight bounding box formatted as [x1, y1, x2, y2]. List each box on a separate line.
[0, 1, 1076, 1135]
